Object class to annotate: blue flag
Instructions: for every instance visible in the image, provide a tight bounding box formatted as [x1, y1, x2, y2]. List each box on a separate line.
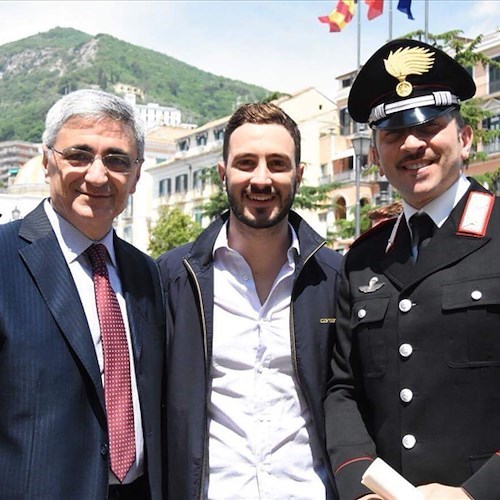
[397, 0, 414, 20]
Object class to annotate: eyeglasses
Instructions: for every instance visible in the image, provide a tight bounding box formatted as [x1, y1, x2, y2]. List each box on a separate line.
[48, 146, 140, 174]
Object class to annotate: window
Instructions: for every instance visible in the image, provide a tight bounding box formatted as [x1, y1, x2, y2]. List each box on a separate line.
[482, 113, 500, 154]
[178, 139, 189, 152]
[196, 133, 208, 146]
[193, 169, 206, 191]
[123, 225, 132, 243]
[193, 208, 203, 224]
[159, 178, 171, 197]
[123, 196, 133, 218]
[214, 128, 224, 141]
[489, 56, 500, 94]
[175, 174, 188, 193]
[339, 108, 353, 136]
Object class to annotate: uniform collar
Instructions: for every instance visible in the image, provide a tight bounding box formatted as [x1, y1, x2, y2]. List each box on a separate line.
[403, 174, 470, 229]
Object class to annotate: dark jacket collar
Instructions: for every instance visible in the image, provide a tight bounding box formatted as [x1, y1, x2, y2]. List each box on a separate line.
[185, 210, 325, 272]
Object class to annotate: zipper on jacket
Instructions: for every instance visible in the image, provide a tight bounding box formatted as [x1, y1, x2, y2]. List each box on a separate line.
[290, 240, 326, 388]
[183, 257, 210, 500]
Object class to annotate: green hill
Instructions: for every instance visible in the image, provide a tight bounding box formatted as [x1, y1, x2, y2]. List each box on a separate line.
[0, 27, 270, 142]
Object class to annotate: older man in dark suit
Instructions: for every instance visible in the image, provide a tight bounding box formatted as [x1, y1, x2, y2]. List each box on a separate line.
[0, 89, 164, 499]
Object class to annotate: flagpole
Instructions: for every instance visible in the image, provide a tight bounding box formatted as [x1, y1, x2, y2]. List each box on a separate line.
[425, 0, 429, 42]
[357, 0, 361, 70]
[389, 0, 393, 41]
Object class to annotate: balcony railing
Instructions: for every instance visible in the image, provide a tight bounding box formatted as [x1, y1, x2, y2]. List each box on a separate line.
[483, 138, 500, 155]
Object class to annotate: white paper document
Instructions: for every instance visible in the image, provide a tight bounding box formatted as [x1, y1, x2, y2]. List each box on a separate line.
[361, 458, 423, 500]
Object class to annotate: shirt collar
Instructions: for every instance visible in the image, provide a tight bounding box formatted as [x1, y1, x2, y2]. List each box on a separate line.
[44, 199, 116, 266]
[403, 174, 470, 229]
[213, 221, 301, 263]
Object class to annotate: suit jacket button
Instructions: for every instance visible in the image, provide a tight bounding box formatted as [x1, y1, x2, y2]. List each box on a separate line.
[101, 444, 109, 456]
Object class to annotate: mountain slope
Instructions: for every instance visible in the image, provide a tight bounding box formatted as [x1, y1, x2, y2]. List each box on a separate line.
[0, 27, 270, 142]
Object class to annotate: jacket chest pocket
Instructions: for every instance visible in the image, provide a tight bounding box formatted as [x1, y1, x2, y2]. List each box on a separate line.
[443, 275, 500, 367]
[351, 297, 391, 378]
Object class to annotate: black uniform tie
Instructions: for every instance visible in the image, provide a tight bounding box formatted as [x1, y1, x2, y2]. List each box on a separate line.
[409, 212, 436, 262]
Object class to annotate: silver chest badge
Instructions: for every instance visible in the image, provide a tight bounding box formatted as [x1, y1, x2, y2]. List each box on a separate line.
[359, 276, 385, 293]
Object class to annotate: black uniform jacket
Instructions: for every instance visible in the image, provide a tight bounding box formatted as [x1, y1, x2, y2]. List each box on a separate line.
[325, 179, 500, 500]
[158, 211, 342, 499]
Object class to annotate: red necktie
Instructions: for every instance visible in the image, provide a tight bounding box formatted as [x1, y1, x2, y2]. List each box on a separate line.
[86, 243, 135, 482]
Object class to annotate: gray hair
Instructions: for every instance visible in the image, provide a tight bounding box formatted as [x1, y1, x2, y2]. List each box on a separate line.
[42, 89, 145, 159]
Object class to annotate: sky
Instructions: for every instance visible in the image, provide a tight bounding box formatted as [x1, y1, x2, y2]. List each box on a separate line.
[1, 1, 499, 100]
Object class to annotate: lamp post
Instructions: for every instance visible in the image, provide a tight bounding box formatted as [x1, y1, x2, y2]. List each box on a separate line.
[11, 206, 20, 221]
[351, 131, 372, 239]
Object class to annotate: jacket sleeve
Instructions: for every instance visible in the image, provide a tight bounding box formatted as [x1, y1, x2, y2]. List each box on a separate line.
[324, 266, 377, 500]
[462, 452, 500, 500]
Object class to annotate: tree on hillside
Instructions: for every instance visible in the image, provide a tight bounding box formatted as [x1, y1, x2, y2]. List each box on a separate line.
[148, 206, 202, 258]
[405, 29, 500, 160]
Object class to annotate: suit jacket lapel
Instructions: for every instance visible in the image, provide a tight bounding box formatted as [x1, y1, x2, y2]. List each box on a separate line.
[18, 203, 106, 411]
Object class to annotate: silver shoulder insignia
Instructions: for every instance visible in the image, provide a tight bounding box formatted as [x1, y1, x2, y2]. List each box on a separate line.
[359, 276, 385, 293]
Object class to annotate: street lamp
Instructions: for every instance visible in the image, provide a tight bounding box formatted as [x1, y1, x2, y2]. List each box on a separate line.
[11, 206, 20, 221]
[351, 130, 372, 238]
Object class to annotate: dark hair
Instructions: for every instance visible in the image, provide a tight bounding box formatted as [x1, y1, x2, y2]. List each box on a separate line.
[450, 107, 466, 129]
[222, 102, 301, 165]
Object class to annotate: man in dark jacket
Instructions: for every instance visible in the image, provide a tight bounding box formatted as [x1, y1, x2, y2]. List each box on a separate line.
[325, 39, 500, 500]
[158, 102, 341, 499]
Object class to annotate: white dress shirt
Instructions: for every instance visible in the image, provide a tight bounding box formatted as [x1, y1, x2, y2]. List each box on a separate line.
[44, 200, 144, 484]
[403, 174, 471, 229]
[208, 223, 326, 500]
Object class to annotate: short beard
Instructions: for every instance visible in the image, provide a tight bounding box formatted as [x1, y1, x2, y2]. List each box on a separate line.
[226, 179, 297, 229]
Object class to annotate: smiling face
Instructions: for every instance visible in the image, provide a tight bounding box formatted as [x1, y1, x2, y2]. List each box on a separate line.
[218, 123, 302, 231]
[43, 116, 142, 240]
[372, 113, 473, 209]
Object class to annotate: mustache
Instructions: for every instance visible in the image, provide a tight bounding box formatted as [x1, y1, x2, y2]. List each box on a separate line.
[397, 153, 440, 166]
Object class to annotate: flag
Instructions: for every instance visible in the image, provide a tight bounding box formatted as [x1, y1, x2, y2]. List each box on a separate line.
[365, 0, 384, 20]
[397, 0, 414, 20]
[318, 0, 357, 32]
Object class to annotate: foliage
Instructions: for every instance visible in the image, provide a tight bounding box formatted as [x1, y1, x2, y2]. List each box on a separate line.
[331, 203, 374, 240]
[148, 206, 202, 258]
[0, 27, 269, 142]
[200, 167, 229, 219]
[293, 182, 340, 210]
[260, 91, 292, 103]
[472, 168, 500, 193]
[403, 29, 500, 160]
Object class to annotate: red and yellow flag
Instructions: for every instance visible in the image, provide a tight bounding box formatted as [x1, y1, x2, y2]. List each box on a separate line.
[318, 0, 356, 32]
[365, 0, 384, 20]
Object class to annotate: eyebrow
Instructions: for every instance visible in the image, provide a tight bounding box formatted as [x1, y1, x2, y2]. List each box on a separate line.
[64, 144, 131, 156]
